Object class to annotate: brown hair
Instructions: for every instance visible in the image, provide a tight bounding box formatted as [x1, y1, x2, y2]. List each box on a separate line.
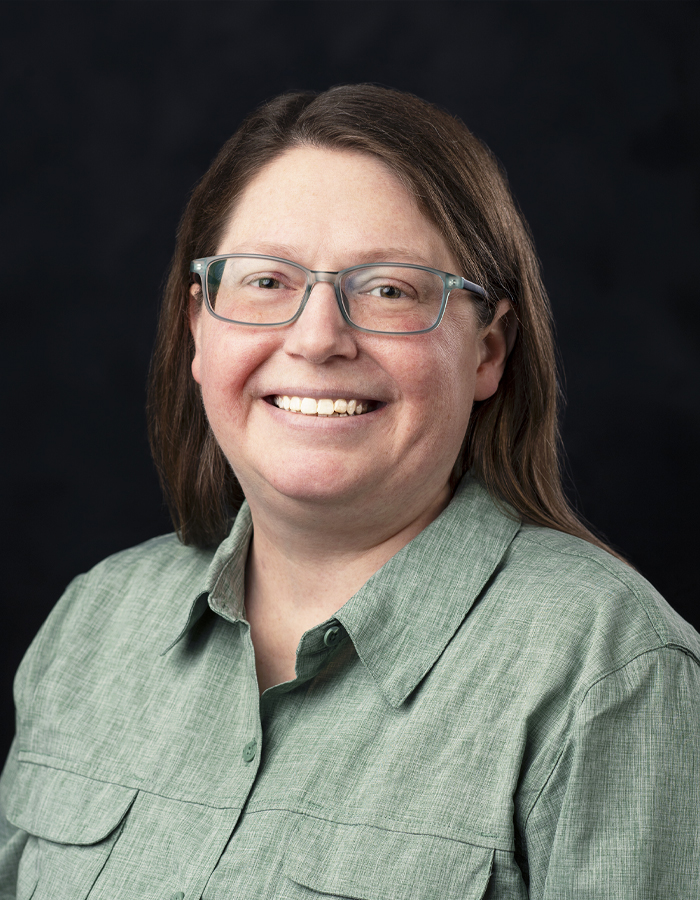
[148, 84, 629, 563]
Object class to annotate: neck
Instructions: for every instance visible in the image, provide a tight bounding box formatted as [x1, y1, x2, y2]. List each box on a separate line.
[243, 480, 452, 626]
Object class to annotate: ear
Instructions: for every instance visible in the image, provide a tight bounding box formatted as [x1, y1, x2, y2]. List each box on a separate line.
[188, 283, 204, 385]
[473, 298, 517, 402]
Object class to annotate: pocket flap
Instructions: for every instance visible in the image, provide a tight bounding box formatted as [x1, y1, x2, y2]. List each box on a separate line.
[5, 759, 137, 845]
[284, 815, 494, 900]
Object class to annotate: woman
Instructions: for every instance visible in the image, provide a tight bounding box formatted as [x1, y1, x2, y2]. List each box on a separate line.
[1, 85, 698, 899]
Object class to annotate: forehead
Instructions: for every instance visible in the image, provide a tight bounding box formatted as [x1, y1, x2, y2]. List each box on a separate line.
[217, 146, 457, 270]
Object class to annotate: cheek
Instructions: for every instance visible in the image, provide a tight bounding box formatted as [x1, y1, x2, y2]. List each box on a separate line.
[399, 323, 478, 412]
[194, 330, 276, 409]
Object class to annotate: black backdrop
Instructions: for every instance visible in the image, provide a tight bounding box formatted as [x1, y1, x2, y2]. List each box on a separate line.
[2, 1, 699, 762]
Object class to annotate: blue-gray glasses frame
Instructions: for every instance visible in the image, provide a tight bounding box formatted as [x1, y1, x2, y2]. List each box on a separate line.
[190, 254, 488, 336]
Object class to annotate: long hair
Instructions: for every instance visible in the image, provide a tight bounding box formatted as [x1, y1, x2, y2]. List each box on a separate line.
[148, 84, 629, 563]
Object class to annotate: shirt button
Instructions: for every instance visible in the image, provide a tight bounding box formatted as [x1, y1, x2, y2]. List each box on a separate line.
[169, 893, 184, 900]
[323, 625, 341, 647]
[242, 739, 257, 763]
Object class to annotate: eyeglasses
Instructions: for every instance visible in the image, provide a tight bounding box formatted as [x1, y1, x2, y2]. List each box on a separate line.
[190, 254, 487, 335]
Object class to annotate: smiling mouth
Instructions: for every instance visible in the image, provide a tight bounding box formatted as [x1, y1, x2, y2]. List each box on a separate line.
[268, 395, 379, 417]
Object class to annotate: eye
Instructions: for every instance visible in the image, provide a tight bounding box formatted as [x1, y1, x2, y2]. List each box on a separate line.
[250, 276, 283, 290]
[240, 264, 305, 293]
[371, 284, 405, 300]
[361, 279, 418, 303]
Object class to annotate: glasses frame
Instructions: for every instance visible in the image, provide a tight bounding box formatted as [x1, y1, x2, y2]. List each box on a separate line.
[190, 254, 488, 336]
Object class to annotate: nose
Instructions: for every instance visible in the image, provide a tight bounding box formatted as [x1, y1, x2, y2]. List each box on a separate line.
[282, 281, 358, 364]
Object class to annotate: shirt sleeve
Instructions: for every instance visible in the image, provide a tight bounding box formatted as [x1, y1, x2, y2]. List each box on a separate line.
[0, 738, 28, 900]
[523, 645, 700, 899]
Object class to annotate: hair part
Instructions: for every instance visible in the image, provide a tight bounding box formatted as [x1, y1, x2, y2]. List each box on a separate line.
[147, 84, 630, 565]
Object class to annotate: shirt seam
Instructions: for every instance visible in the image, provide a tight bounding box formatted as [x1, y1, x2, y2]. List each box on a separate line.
[13, 755, 249, 812]
[517, 532, 686, 650]
[208, 519, 253, 613]
[9, 757, 513, 847]
[269, 807, 511, 853]
[522, 643, 697, 831]
[21, 574, 89, 719]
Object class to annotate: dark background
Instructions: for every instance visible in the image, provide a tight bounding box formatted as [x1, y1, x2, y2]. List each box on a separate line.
[2, 1, 699, 762]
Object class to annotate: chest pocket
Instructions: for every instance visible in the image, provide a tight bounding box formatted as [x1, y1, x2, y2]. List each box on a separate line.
[5, 758, 138, 900]
[282, 815, 495, 900]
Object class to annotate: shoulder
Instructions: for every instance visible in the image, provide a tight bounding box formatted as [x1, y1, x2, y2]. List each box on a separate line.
[452, 520, 700, 807]
[14, 534, 215, 701]
[73, 532, 215, 597]
[55, 532, 214, 629]
[480, 521, 700, 681]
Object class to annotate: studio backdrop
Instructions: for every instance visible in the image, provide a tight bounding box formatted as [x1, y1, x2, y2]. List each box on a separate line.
[1, 0, 698, 763]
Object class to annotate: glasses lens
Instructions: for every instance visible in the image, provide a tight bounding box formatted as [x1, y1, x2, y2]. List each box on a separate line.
[207, 257, 307, 324]
[341, 265, 446, 333]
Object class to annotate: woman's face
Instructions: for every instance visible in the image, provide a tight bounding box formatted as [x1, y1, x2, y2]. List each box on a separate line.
[190, 147, 510, 522]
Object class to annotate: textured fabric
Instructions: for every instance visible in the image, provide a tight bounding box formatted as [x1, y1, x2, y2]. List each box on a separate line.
[1, 475, 699, 899]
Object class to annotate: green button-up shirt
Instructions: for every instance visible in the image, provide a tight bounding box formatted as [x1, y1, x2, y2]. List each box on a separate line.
[1, 476, 699, 899]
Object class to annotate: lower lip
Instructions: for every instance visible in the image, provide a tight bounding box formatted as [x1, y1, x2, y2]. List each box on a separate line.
[262, 398, 386, 428]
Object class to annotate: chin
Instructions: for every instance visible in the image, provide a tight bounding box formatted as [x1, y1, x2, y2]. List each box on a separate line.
[250, 461, 378, 508]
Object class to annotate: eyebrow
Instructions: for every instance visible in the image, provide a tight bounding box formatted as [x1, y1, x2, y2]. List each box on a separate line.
[219, 243, 442, 270]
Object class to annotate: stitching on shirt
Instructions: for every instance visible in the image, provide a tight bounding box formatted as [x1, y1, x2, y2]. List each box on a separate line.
[516, 531, 693, 652]
[22, 574, 87, 716]
[9, 759, 514, 849]
[246, 806, 512, 853]
[14, 756, 250, 811]
[522, 643, 697, 831]
[579, 643, 699, 698]
[210, 520, 253, 605]
[521, 741, 567, 835]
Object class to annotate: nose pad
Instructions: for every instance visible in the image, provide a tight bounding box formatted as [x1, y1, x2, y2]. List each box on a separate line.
[298, 280, 346, 324]
[285, 281, 357, 361]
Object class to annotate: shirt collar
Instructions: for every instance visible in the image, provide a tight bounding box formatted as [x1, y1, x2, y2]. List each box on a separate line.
[160, 507, 253, 655]
[333, 475, 521, 706]
[161, 476, 521, 707]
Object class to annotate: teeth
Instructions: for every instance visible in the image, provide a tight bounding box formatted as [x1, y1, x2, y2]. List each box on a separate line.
[272, 396, 374, 416]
